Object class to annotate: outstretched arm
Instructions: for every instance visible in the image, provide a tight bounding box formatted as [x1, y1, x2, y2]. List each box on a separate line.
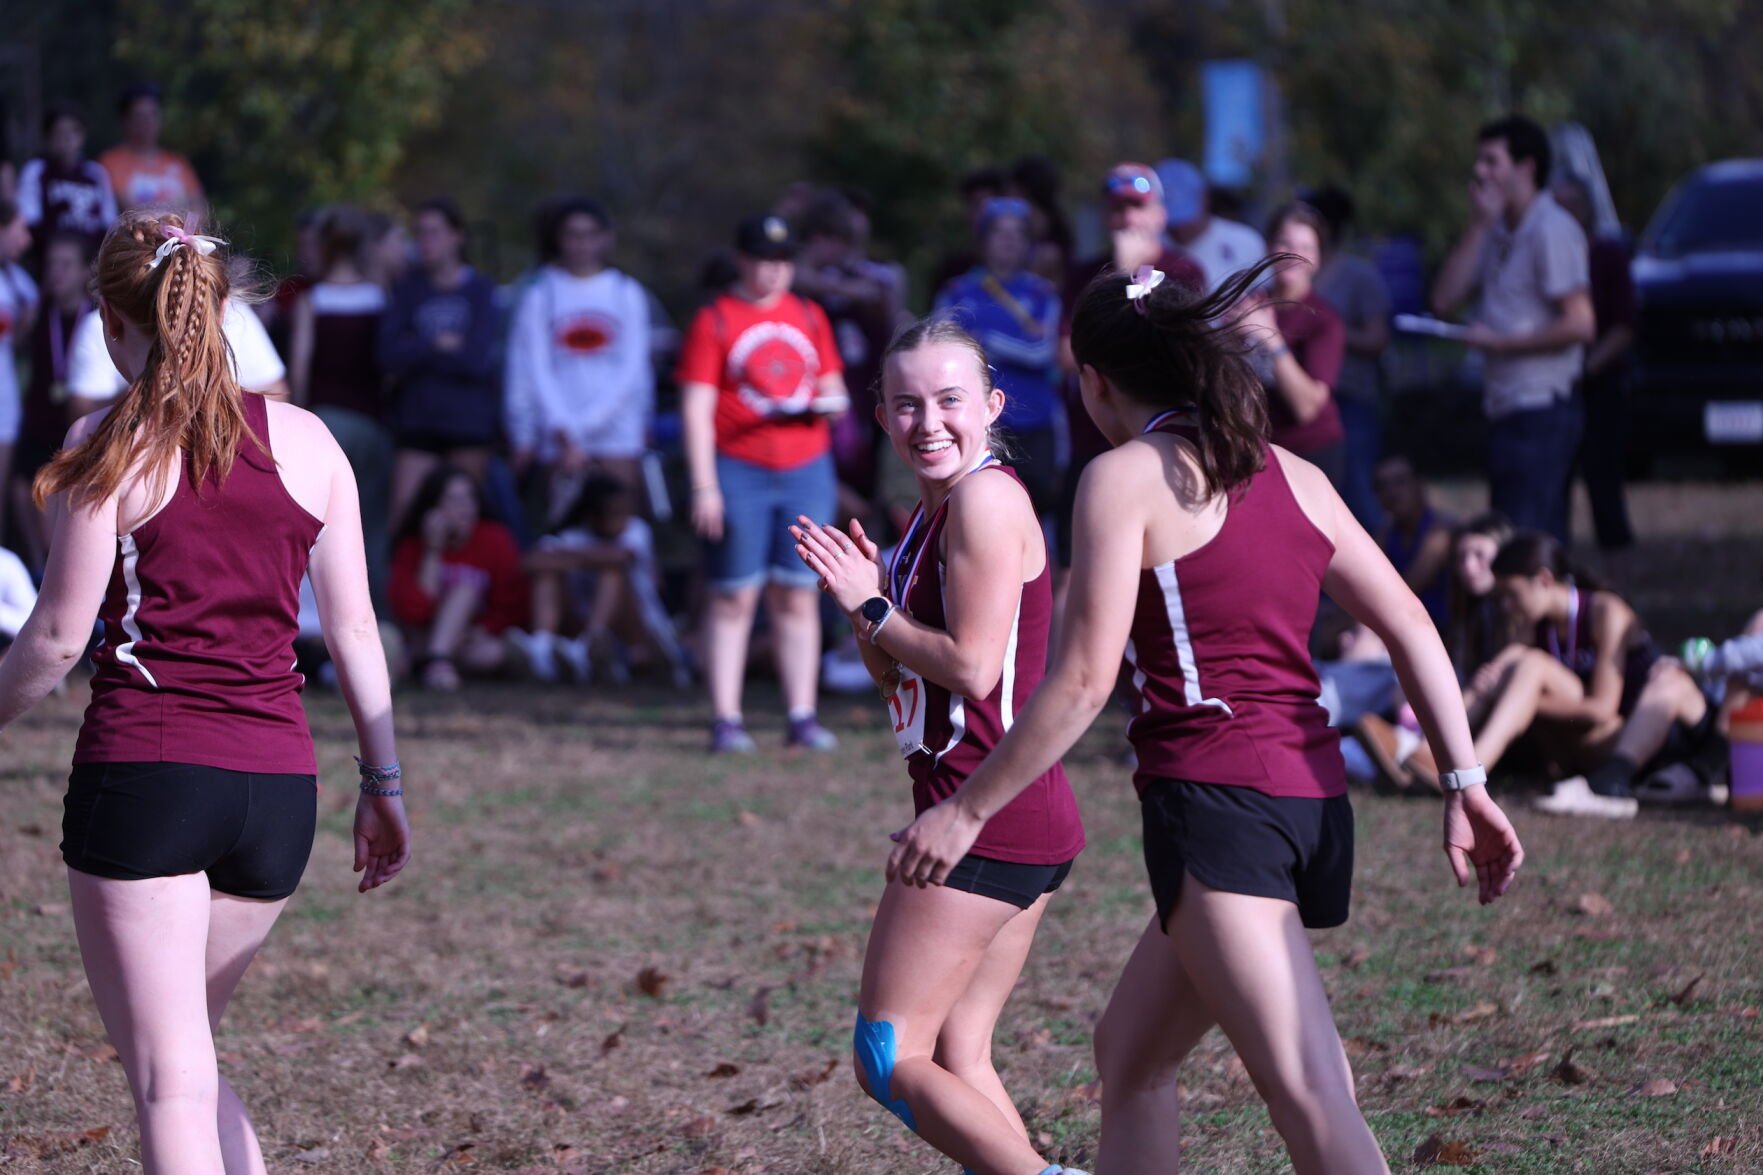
[1302, 450, 1522, 903]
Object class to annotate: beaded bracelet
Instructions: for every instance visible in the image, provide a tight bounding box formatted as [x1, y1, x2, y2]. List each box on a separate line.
[355, 756, 404, 797]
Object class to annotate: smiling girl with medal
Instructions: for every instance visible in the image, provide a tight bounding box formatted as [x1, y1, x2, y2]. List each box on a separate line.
[791, 318, 1085, 1175]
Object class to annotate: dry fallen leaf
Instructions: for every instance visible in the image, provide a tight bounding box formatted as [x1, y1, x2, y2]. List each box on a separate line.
[1385, 1063, 1429, 1082]
[726, 1098, 761, 1116]
[1529, 959, 1559, 976]
[790, 1057, 839, 1089]
[1553, 1050, 1596, 1085]
[1341, 944, 1372, 969]
[1461, 944, 1499, 966]
[404, 1023, 431, 1049]
[294, 1146, 331, 1163]
[520, 1064, 551, 1091]
[1461, 1065, 1508, 1082]
[706, 1062, 740, 1079]
[556, 970, 592, 990]
[1425, 1096, 1485, 1117]
[1670, 975, 1704, 1006]
[1633, 1078, 1678, 1097]
[1572, 1014, 1640, 1031]
[635, 967, 670, 998]
[601, 1027, 624, 1053]
[1570, 892, 1614, 917]
[1702, 1136, 1737, 1157]
[1497, 1050, 1552, 1076]
[387, 1053, 423, 1071]
[748, 986, 773, 1027]
[1412, 1134, 1478, 1166]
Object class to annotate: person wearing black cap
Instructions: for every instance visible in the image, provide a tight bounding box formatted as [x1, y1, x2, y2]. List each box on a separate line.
[678, 214, 850, 752]
[100, 83, 206, 219]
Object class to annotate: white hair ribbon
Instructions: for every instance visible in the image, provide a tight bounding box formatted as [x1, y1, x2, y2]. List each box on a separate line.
[1125, 265, 1166, 309]
[146, 227, 224, 271]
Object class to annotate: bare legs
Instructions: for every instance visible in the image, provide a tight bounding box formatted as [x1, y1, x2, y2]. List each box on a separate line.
[1609, 662, 1708, 766]
[857, 881, 1054, 1175]
[705, 582, 821, 721]
[766, 582, 821, 717]
[1094, 878, 1388, 1175]
[68, 870, 289, 1175]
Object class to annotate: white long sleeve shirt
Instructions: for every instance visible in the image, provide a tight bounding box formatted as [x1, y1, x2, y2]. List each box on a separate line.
[0, 546, 37, 638]
[504, 265, 654, 460]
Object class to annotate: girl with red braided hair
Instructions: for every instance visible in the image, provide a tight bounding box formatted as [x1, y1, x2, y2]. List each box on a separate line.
[0, 211, 411, 1173]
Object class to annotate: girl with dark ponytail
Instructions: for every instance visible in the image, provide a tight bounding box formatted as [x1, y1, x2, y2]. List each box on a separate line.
[2, 211, 411, 1171]
[889, 259, 1523, 1172]
[1473, 531, 1715, 818]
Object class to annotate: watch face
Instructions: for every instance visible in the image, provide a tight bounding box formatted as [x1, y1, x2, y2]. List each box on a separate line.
[862, 598, 890, 623]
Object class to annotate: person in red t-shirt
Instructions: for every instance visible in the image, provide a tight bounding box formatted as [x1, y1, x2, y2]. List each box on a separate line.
[1238, 202, 1348, 488]
[678, 214, 849, 752]
[389, 465, 528, 690]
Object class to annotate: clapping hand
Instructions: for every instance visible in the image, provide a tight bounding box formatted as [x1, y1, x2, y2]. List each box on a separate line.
[790, 515, 885, 616]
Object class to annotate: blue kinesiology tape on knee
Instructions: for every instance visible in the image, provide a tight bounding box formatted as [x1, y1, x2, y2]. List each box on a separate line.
[852, 1012, 917, 1131]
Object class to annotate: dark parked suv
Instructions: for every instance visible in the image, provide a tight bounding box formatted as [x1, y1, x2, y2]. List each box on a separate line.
[1631, 159, 1763, 466]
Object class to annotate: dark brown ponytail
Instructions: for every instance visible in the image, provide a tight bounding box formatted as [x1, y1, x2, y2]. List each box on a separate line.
[1069, 258, 1279, 495]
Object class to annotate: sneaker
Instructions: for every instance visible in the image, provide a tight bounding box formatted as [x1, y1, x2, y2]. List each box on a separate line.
[554, 635, 592, 684]
[710, 719, 757, 754]
[786, 714, 839, 751]
[1635, 761, 1717, 806]
[1533, 775, 1639, 819]
[506, 628, 559, 683]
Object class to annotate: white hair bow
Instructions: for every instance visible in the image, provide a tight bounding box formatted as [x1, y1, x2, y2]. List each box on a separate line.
[146, 226, 224, 271]
[1126, 265, 1166, 306]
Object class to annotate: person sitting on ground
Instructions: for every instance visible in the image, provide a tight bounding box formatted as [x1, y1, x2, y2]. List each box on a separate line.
[0, 542, 36, 657]
[1356, 511, 1510, 790]
[1382, 532, 1712, 815]
[1373, 456, 1454, 631]
[510, 474, 689, 687]
[388, 465, 527, 690]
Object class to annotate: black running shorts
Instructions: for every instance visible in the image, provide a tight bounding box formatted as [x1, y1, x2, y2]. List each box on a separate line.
[62, 762, 319, 901]
[944, 853, 1073, 910]
[1140, 777, 1353, 930]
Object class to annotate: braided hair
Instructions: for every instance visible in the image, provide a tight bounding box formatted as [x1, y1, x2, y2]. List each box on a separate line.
[34, 211, 265, 511]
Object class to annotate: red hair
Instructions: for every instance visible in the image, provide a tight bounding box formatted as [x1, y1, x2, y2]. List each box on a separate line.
[34, 211, 263, 511]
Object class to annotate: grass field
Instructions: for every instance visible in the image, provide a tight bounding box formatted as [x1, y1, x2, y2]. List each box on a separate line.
[3, 482, 1763, 1173]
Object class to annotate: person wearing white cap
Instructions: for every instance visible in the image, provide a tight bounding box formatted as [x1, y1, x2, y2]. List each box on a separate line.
[1156, 158, 1267, 294]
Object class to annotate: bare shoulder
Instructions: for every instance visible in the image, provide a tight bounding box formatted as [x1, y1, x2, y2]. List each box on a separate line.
[263, 397, 344, 461]
[1590, 589, 1637, 636]
[1270, 444, 1341, 543]
[947, 465, 1037, 544]
[64, 405, 115, 447]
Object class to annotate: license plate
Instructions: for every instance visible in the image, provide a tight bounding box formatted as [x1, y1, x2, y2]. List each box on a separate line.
[1705, 401, 1763, 444]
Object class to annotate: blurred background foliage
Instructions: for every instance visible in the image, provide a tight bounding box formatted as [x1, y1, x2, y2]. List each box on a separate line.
[12, 0, 1761, 308]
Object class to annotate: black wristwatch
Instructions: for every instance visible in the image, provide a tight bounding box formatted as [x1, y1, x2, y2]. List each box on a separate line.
[860, 596, 894, 642]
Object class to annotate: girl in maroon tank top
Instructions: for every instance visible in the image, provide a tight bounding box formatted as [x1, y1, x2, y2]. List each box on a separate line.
[790, 319, 1084, 1175]
[889, 261, 1524, 1173]
[0, 212, 410, 1172]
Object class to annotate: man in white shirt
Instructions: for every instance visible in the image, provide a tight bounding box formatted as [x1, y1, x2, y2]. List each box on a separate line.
[1432, 115, 1593, 543]
[1156, 158, 1266, 292]
[66, 298, 289, 405]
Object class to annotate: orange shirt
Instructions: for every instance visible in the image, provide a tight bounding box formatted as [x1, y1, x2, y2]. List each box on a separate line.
[99, 146, 205, 214]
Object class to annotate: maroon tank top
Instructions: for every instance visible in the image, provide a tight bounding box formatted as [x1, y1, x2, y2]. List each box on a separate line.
[891, 463, 1085, 865]
[75, 392, 324, 773]
[1123, 411, 1345, 799]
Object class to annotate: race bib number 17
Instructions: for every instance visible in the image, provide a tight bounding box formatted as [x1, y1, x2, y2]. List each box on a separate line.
[887, 668, 930, 759]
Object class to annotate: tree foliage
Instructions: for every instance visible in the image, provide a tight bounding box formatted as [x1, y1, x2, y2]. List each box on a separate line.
[808, 0, 1167, 287]
[113, 0, 483, 262]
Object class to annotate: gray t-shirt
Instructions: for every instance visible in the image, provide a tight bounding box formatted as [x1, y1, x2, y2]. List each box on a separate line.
[1315, 253, 1390, 403]
[1476, 193, 1589, 418]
